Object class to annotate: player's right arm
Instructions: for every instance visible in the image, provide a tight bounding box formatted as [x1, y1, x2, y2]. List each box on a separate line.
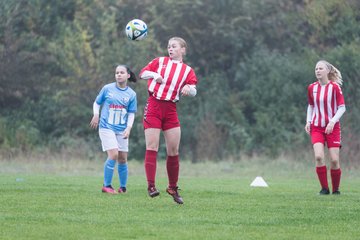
[90, 86, 106, 129]
[305, 104, 313, 134]
[90, 102, 100, 129]
[140, 58, 163, 83]
[141, 71, 163, 83]
[304, 84, 314, 134]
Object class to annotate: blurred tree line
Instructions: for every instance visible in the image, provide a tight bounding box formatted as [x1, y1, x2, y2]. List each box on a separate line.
[0, 0, 359, 163]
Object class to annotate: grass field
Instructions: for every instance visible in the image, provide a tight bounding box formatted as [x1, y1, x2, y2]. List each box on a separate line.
[1, 158, 360, 240]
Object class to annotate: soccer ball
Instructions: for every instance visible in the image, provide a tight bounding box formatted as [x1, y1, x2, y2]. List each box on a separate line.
[125, 19, 148, 41]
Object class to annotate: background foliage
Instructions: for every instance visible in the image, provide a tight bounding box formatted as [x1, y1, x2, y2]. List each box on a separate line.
[1, 0, 359, 163]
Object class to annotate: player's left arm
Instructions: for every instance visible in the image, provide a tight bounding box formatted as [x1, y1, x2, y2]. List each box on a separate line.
[123, 94, 137, 139]
[123, 113, 135, 139]
[325, 105, 346, 134]
[325, 85, 346, 134]
[330, 84, 346, 123]
[181, 69, 198, 97]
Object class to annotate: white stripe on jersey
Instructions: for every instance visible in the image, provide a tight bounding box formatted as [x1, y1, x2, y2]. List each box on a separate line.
[327, 84, 333, 121]
[164, 63, 182, 100]
[157, 59, 173, 97]
[319, 85, 325, 127]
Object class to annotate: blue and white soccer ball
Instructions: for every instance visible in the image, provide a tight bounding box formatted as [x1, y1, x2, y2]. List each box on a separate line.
[125, 19, 148, 41]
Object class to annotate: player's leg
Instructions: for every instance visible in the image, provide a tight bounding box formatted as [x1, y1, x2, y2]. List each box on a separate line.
[99, 129, 119, 194]
[329, 147, 341, 194]
[117, 151, 128, 193]
[144, 128, 161, 197]
[327, 124, 342, 194]
[116, 134, 129, 193]
[311, 127, 329, 195]
[143, 97, 162, 197]
[103, 149, 118, 194]
[164, 126, 181, 188]
[313, 143, 329, 194]
[164, 127, 183, 204]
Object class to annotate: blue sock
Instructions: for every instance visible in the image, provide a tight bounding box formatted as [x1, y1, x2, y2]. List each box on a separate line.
[104, 159, 116, 187]
[118, 163, 128, 188]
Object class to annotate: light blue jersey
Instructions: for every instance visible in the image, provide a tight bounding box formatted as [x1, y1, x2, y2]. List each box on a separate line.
[95, 82, 137, 133]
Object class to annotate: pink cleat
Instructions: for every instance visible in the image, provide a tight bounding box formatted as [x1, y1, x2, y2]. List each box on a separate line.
[102, 186, 117, 194]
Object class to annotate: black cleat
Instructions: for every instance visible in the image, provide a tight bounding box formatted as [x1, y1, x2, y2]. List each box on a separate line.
[148, 186, 160, 198]
[332, 190, 341, 195]
[319, 188, 330, 195]
[166, 186, 184, 204]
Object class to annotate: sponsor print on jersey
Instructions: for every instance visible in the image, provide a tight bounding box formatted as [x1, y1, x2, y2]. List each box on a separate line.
[108, 104, 127, 125]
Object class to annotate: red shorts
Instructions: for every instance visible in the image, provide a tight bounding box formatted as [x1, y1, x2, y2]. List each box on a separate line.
[143, 96, 180, 130]
[310, 123, 341, 148]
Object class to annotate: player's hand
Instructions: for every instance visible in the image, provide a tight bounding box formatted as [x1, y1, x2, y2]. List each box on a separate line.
[181, 85, 191, 96]
[90, 115, 99, 129]
[304, 122, 311, 134]
[155, 76, 163, 84]
[123, 127, 131, 139]
[325, 121, 335, 134]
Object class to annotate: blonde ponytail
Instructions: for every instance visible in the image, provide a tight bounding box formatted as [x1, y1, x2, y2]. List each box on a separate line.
[318, 60, 343, 86]
[328, 65, 343, 86]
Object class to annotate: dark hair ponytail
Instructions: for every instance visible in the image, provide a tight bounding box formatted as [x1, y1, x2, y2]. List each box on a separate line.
[128, 70, 137, 82]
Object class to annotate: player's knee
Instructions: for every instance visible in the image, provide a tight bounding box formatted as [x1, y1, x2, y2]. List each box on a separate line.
[118, 156, 127, 163]
[108, 152, 118, 160]
[314, 155, 324, 164]
[330, 158, 339, 168]
[146, 145, 159, 151]
[167, 147, 179, 156]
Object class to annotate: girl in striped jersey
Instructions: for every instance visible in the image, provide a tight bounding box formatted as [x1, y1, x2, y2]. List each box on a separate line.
[305, 60, 346, 195]
[139, 37, 198, 204]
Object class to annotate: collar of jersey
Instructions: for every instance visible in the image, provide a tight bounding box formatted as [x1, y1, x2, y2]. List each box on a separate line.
[170, 58, 182, 64]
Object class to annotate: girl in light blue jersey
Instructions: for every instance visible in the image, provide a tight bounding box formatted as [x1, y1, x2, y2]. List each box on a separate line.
[90, 65, 137, 194]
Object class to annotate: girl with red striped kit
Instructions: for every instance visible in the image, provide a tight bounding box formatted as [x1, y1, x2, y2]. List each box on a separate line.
[305, 60, 346, 195]
[139, 37, 198, 204]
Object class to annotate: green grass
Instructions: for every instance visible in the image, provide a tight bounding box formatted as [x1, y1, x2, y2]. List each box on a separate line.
[1, 159, 360, 240]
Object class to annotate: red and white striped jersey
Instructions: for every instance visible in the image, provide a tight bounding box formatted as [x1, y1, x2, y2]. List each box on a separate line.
[140, 57, 198, 102]
[307, 81, 345, 127]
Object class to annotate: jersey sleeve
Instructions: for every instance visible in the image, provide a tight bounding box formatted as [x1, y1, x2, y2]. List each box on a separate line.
[139, 58, 160, 78]
[307, 84, 314, 106]
[127, 93, 137, 113]
[95, 86, 107, 105]
[335, 84, 345, 106]
[185, 68, 198, 85]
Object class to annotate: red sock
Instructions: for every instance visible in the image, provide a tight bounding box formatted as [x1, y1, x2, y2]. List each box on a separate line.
[166, 155, 179, 188]
[144, 150, 157, 188]
[316, 166, 328, 190]
[331, 168, 342, 193]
